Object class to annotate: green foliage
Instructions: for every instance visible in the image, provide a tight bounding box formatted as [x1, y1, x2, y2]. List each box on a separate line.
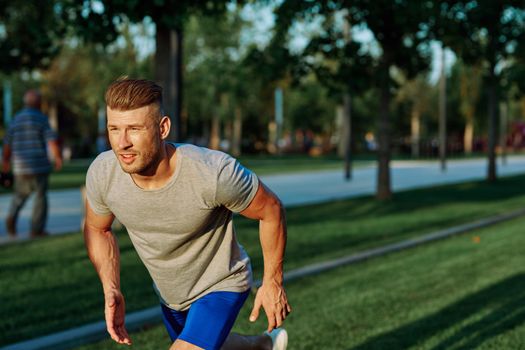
[285, 79, 336, 133]
[344, 0, 434, 81]
[0, 1, 67, 73]
[98, 0, 233, 30]
[506, 64, 525, 97]
[39, 22, 153, 155]
[439, 1, 525, 68]
[184, 12, 246, 128]
[52, 0, 235, 46]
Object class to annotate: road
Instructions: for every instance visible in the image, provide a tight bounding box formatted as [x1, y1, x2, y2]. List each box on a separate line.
[1, 155, 524, 244]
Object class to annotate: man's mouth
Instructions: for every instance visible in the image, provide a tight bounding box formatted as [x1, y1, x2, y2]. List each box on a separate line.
[119, 153, 137, 164]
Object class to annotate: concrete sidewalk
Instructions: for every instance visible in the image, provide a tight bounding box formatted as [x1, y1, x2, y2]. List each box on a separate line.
[1, 155, 525, 244]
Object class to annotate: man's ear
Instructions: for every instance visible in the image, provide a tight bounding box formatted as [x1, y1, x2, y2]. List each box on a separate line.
[159, 116, 171, 140]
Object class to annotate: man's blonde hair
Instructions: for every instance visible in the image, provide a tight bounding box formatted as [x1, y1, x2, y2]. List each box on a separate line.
[105, 78, 164, 121]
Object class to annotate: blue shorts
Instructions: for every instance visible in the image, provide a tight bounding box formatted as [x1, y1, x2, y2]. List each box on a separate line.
[160, 290, 250, 349]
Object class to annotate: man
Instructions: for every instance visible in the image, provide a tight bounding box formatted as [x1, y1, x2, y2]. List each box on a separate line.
[84, 78, 291, 350]
[2, 89, 62, 238]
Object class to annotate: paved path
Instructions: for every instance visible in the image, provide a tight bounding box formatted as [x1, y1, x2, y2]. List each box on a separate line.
[1, 155, 525, 244]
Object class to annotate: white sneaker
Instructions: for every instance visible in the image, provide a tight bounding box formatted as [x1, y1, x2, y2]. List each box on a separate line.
[265, 328, 288, 350]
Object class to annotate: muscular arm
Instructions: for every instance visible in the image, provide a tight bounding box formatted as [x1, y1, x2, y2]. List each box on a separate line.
[84, 202, 131, 345]
[240, 181, 291, 331]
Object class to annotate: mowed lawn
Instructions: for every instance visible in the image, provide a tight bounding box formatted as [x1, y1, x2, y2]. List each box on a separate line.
[3, 175, 525, 346]
[76, 215, 525, 350]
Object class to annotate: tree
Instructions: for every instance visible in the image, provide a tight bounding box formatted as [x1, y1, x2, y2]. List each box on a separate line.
[68, 0, 239, 142]
[395, 74, 433, 158]
[457, 61, 483, 154]
[243, 33, 298, 153]
[274, 1, 434, 198]
[40, 22, 152, 156]
[274, 2, 372, 178]
[183, 12, 247, 150]
[0, 1, 67, 73]
[439, 0, 525, 181]
[303, 12, 372, 179]
[344, 1, 434, 199]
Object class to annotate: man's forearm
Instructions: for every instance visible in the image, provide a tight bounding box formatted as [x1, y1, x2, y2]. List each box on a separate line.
[2, 144, 11, 172]
[48, 140, 62, 170]
[259, 201, 287, 283]
[83, 226, 121, 294]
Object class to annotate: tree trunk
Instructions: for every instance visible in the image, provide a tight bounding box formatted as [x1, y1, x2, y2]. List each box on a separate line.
[463, 114, 474, 154]
[410, 109, 420, 158]
[377, 66, 392, 200]
[209, 114, 221, 150]
[232, 107, 242, 157]
[274, 87, 284, 154]
[487, 68, 498, 182]
[500, 101, 508, 165]
[343, 93, 352, 180]
[439, 46, 447, 172]
[336, 105, 344, 157]
[155, 24, 183, 142]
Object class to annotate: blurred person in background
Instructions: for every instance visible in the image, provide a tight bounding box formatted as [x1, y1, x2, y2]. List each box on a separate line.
[2, 89, 63, 238]
[84, 78, 290, 350]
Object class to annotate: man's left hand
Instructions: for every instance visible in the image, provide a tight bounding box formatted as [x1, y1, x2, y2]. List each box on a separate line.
[249, 280, 292, 332]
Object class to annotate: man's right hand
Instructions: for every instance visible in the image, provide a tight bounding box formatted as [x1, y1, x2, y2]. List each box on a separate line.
[54, 157, 63, 171]
[104, 290, 132, 345]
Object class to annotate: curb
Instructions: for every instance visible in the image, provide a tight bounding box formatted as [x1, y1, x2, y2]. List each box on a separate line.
[281, 208, 525, 283]
[3, 208, 525, 350]
[0, 308, 161, 350]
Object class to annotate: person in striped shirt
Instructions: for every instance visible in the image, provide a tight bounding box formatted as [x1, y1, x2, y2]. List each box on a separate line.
[2, 89, 62, 238]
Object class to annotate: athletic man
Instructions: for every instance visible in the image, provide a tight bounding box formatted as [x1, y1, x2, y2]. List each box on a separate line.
[84, 78, 291, 350]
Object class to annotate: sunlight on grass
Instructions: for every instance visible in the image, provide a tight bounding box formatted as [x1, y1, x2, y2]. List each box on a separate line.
[76, 216, 525, 349]
[3, 174, 525, 346]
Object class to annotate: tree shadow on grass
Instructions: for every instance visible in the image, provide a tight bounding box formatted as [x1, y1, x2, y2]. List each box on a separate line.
[279, 174, 525, 228]
[351, 273, 525, 350]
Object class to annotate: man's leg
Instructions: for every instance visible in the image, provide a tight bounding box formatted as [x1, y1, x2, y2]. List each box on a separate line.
[163, 291, 286, 350]
[220, 332, 273, 350]
[161, 303, 187, 342]
[31, 174, 49, 236]
[168, 332, 282, 350]
[6, 175, 32, 236]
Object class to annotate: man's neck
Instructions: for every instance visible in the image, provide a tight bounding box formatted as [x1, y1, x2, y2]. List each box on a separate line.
[131, 143, 177, 190]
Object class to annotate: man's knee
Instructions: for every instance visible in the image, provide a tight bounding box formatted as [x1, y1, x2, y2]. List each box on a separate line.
[169, 339, 205, 350]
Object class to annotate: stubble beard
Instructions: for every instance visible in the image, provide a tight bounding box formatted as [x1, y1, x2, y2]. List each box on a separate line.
[116, 143, 163, 175]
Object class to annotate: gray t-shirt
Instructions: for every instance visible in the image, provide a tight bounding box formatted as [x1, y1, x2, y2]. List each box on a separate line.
[86, 143, 259, 311]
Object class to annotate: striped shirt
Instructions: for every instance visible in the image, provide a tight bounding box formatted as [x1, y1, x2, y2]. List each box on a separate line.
[4, 108, 57, 175]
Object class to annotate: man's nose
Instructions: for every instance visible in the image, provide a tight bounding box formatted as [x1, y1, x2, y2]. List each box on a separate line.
[119, 130, 132, 149]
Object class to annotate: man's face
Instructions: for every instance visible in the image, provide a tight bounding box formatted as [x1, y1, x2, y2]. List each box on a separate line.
[107, 105, 162, 175]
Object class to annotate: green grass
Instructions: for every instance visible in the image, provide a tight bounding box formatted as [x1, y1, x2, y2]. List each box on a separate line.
[3, 174, 525, 345]
[76, 215, 525, 350]
[48, 158, 93, 190]
[238, 154, 372, 175]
